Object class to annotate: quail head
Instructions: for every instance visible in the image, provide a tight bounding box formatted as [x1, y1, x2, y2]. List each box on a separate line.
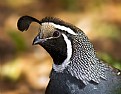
[17, 16, 121, 94]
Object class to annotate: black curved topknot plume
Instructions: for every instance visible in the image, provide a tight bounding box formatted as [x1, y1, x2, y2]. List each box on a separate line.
[17, 15, 41, 32]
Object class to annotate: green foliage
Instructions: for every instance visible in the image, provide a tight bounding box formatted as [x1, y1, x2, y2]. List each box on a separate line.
[8, 31, 27, 52]
[98, 52, 121, 70]
[1, 59, 22, 81]
[91, 0, 108, 7]
[60, 0, 111, 11]
[60, 0, 79, 11]
[94, 22, 121, 41]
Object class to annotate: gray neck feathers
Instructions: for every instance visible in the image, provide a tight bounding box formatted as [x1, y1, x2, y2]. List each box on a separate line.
[66, 32, 110, 85]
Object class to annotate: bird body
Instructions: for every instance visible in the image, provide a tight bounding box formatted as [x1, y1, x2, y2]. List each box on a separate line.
[46, 68, 121, 94]
[17, 16, 121, 94]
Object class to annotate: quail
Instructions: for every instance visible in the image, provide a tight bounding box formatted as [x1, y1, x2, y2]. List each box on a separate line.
[17, 16, 121, 94]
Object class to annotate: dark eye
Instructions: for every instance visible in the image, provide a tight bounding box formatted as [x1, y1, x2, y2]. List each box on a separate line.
[53, 31, 60, 37]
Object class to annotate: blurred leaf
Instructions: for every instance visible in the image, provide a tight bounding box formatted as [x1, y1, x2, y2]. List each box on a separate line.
[8, 31, 27, 52]
[61, 0, 79, 11]
[1, 59, 23, 81]
[94, 23, 121, 40]
[98, 52, 121, 70]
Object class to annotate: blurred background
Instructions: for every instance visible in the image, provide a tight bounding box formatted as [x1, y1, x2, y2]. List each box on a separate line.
[0, 0, 121, 94]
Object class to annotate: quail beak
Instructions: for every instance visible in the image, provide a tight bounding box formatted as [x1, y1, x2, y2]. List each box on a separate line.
[32, 31, 46, 45]
[33, 36, 40, 45]
[32, 35, 47, 45]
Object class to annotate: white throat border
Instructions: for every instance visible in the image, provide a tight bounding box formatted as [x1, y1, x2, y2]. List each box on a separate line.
[53, 33, 72, 72]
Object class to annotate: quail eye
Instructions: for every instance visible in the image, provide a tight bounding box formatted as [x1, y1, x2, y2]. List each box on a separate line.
[53, 31, 60, 37]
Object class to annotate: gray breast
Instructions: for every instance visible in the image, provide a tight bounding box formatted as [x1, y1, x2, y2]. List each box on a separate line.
[66, 69, 121, 94]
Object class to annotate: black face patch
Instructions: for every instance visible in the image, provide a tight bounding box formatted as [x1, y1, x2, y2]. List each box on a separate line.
[39, 35, 67, 65]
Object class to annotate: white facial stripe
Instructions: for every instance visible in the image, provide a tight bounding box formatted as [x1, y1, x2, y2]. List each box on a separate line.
[42, 22, 77, 35]
[53, 33, 72, 72]
[62, 33, 72, 65]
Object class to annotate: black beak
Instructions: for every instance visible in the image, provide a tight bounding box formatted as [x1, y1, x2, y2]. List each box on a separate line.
[32, 35, 46, 45]
[32, 36, 40, 45]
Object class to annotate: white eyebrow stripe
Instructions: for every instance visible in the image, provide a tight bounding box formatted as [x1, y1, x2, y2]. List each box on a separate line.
[42, 22, 77, 35]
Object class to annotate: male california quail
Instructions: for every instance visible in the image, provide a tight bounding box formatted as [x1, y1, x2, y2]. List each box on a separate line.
[17, 16, 121, 94]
